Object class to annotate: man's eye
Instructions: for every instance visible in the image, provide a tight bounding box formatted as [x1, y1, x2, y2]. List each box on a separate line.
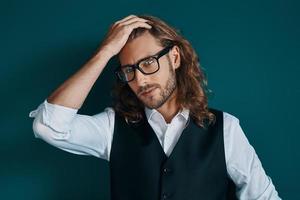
[124, 67, 133, 73]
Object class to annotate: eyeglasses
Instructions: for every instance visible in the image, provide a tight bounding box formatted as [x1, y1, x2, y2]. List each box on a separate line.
[115, 45, 174, 83]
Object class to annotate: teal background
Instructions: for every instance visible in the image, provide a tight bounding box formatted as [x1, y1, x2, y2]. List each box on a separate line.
[1, 0, 299, 199]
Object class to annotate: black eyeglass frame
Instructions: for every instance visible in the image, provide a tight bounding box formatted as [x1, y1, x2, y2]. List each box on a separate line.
[114, 44, 174, 83]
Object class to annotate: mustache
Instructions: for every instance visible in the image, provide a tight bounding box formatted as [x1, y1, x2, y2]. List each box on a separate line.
[137, 84, 160, 95]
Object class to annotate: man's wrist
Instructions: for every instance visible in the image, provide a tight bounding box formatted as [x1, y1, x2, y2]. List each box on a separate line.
[97, 46, 115, 59]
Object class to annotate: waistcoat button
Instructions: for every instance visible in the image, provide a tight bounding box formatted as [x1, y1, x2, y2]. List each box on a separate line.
[163, 168, 171, 173]
[162, 193, 169, 199]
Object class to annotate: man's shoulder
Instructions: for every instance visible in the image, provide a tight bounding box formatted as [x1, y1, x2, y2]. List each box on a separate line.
[103, 106, 115, 113]
[208, 107, 240, 123]
[93, 107, 115, 119]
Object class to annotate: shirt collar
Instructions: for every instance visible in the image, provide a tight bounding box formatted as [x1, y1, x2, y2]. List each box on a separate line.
[144, 106, 190, 121]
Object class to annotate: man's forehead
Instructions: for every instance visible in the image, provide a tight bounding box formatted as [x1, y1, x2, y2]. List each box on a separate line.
[119, 50, 159, 66]
[118, 34, 163, 66]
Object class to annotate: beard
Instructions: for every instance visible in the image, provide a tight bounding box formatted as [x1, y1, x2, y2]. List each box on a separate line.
[137, 64, 177, 109]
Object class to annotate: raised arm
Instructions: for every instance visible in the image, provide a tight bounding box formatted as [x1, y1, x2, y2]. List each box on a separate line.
[30, 15, 152, 159]
[47, 15, 152, 109]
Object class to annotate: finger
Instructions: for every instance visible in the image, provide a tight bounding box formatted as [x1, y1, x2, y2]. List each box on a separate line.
[119, 17, 149, 26]
[125, 21, 152, 31]
[114, 15, 137, 25]
[119, 18, 148, 26]
[110, 15, 137, 30]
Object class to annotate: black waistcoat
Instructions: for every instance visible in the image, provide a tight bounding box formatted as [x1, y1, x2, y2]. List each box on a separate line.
[108, 108, 237, 200]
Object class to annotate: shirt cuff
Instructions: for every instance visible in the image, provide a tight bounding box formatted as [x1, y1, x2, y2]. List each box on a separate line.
[30, 99, 78, 135]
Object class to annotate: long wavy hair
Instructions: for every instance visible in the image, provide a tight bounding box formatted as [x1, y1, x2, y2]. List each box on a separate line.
[111, 15, 216, 129]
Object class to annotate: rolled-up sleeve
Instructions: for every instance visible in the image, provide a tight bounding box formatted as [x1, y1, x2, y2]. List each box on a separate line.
[223, 112, 281, 200]
[29, 99, 114, 161]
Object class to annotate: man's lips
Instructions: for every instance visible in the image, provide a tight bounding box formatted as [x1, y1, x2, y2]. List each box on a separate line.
[139, 87, 156, 96]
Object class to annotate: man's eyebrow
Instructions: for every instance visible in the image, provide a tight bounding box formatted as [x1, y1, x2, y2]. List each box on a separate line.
[121, 52, 158, 67]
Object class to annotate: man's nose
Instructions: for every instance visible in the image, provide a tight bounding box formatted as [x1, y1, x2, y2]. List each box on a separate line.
[134, 68, 147, 84]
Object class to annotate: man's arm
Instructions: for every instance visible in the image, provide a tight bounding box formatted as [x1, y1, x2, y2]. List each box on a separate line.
[29, 99, 115, 160]
[29, 15, 152, 158]
[47, 48, 111, 109]
[47, 15, 152, 109]
[223, 112, 281, 199]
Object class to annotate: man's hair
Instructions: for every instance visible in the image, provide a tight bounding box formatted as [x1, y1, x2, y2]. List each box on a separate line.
[111, 14, 216, 128]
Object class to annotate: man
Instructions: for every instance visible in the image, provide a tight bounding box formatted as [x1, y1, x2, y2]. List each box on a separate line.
[29, 14, 281, 199]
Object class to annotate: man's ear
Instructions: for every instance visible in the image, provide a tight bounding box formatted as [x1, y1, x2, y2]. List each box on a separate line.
[170, 45, 181, 69]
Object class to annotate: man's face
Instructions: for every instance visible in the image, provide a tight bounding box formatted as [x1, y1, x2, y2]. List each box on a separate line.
[118, 32, 180, 109]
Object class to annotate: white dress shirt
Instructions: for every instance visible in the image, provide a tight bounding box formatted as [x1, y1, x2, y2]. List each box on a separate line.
[29, 99, 281, 200]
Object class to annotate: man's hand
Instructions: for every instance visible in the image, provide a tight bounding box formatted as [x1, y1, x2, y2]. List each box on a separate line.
[99, 15, 152, 57]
